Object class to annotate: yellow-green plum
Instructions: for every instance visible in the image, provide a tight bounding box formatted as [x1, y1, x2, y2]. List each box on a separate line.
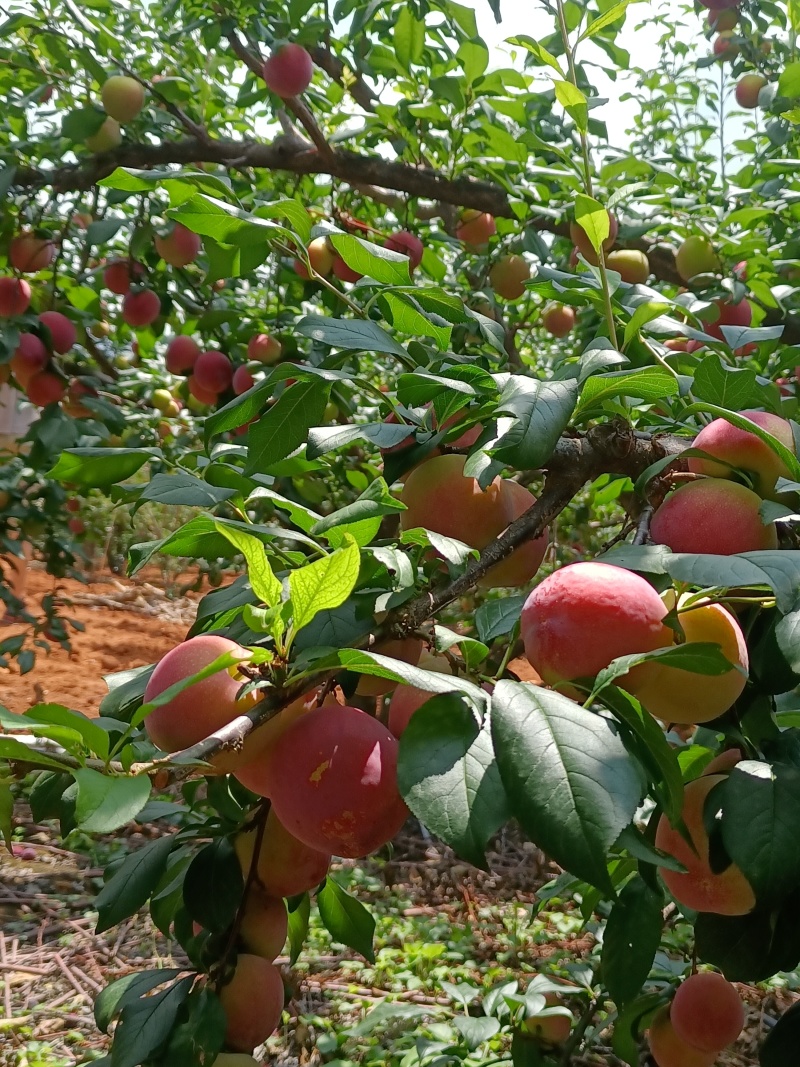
[627, 599, 748, 724]
[234, 809, 330, 898]
[650, 479, 778, 554]
[606, 248, 650, 284]
[648, 1006, 716, 1067]
[655, 774, 756, 915]
[239, 892, 288, 962]
[218, 954, 284, 1052]
[489, 254, 530, 300]
[675, 236, 720, 283]
[101, 75, 145, 122]
[520, 562, 671, 691]
[86, 117, 121, 153]
[687, 410, 794, 499]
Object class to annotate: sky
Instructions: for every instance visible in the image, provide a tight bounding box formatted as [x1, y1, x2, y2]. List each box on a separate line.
[459, 0, 690, 148]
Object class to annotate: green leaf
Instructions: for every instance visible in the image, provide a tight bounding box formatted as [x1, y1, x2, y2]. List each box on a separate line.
[311, 477, 405, 537]
[579, 0, 636, 41]
[95, 969, 183, 1033]
[554, 81, 588, 132]
[718, 761, 800, 904]
[61, 106, 106, 142]
[692, 353, 766, 411]
[74, 769, 151, 833]
[574, 194, 610, 257]
[508, 35, 564, 75]
[296, 315, 410, 359]
[454, 1016, 501, 1049]
[289, 535, 361, 631]
[183, 838, 243, 932]
[317, 876, 375, 961]
[592, 641, 739, 697]
[141, 473, 237, 508]
[457, 39, 490, 83]
[398, 695, 510, 869]
[0, 735, 71, 771]
[601, 875, 663, 1006]
[475, 596, 526, 643]
[327, 232, 410, 285]
[493, 376, 578, 469]
[245, 378, 330, 475]
[623, 301, 671, 347]
[214, 522, 282, 607]
[577, 367, 679, 414]
[95, 834, 175, 933]
[394, 7, 425, 70]
[695, 893, 800, 982]
[0, 780, 12, 850]
[779, 62, 800, 99]
[48, 448, 156, 489]
[287, 893, 310, 965]
[611, 992, 664, 1067]
[491, 681, 642, 892]
[112, 976, 193, 1067]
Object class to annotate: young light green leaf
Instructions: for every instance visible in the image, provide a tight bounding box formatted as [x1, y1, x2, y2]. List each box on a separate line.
[574, 194, 610, 257]
[214, 522, 282, 607]
[289, 535, 361, 632]
[554, 81, 588, 132]
[74, 769, 151, 833]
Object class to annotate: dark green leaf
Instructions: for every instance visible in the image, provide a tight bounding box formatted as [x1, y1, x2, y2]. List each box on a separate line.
[317, 877, 375, 962]
[601, 876, 663, 1006]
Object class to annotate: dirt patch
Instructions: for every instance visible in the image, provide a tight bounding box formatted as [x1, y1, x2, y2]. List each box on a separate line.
[1, 567, 197, 716]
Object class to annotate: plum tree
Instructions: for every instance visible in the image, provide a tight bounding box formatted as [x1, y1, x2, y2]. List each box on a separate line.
[142, 634, 258, 761]
[38, 311, 76, 354]
[541, 302, 575, 337]
[194, 350, 233, 393]
[155, 223, 202, 267]
[217, 953, 284, 1052]
[649, 479, 778, 554]
[86, 116, 122, 152]
[478, 479, 549, 589]
[247, 333, 282, 363]
[122, 289, 161, 327]
[489, 255, 530, 299]
[239, 892, 288, 962]
[260, 704, 408, 858]
[648, 1006, 716, 1067]
[100, 75, 145, 122]
[570, 210, 618, 263]
[234, 809, 331, 898]
[456, 210, 496, 247]
[262, 43, 314, 97]
[0, 276, 31, 316]
[165, 335, 201, 373]
[521, 561, 671, 690]
[687, 410, 794, 498]
[9, 232, 56, 272]
[400, 454, 507, 549]
[675, 235, 719, 282]
[384, 230, 424, 270]
[656, 774, 756, 915]
[671, 971, 745, 1052]
[736, 74, 767, 108]
[606, 248, 650, 284]
[355, 636, 423, 695]
[627, 600, 748, 724]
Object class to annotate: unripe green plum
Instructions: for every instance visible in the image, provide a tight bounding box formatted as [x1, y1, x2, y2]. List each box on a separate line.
[606, 248, 650, 284]
[218, 953, 284, 1052]
[648, 1006, 716, 1067]
[101, 75, 145, 122]
[239, 892, 288, 962]
[675, 236, 719, 283]
[671, 971, 744, 1052]
[86, 117, 122, 153]
[627, 599, 748, 724]
[655, 774, 756, 915]
[521, 561, 671, 692]
[489, 254, 530, 300]
[687, 410, 795, 499]
[650, 478, 778, 555]
[735, 74, 767, 108]
[261, 704, 408, 858]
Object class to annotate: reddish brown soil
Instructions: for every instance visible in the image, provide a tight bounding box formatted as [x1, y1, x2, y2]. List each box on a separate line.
[1, 567, 195, 715]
